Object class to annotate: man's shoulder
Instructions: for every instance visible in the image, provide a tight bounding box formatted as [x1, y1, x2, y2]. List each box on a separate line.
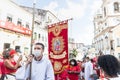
[43, 57, 51, 63]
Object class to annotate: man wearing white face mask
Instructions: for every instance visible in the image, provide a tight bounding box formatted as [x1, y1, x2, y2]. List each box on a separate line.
[25, 43, 55, 80]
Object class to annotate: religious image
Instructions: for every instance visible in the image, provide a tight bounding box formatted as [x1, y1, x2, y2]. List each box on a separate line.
[54, 39, 60, 51]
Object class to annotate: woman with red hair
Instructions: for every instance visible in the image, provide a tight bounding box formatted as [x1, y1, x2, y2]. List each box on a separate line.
[1, 48, 22, 80]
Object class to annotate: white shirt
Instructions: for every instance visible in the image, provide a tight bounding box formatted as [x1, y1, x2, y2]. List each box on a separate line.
[84, 61, 93, 80]
[25, 56, 55, 80]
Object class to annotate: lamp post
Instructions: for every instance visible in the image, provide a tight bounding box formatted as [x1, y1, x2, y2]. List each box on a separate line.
[29, 0, 36, 80]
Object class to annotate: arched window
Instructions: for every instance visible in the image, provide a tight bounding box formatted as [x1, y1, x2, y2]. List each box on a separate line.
[114, 2, 119, 12]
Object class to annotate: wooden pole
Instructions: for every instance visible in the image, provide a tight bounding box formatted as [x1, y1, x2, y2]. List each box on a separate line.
[29, 0, 36, 80]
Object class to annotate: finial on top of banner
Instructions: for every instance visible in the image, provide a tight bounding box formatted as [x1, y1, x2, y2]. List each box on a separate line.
[48, 18, 73, 28]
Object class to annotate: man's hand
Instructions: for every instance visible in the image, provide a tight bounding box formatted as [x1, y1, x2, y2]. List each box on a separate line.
[27, 55, 34, 64]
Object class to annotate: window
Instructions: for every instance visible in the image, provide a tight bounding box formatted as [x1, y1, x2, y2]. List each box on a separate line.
[117, 38, 120, 47]
[4, 43, 10, 49]
[26, 22, 29, 29]
[42, 36, 44, 41]
[6, 14, 13, 22]
[110, 40, 114, 50]
[35, 21, 40, 29]
[105, 36, 109, 49]
[47, 16, 52, 23]
[100, 16, 102, 18]
[6, 16, 12, 22]
[15, 46, 20, 51]
[114, 2, 119, 12]
[34, 32, 37, 40]
[104, 7, 106, 17]
[17, 18, 22, 26]
[38, 34, 40, 39]
[105, 23, 107, 26]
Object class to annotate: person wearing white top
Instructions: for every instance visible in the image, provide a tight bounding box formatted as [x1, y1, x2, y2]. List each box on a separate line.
[25, 43, 55, 80]
[84, 57, 93, 80]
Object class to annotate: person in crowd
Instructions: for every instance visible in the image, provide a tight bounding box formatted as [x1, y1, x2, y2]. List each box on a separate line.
[14, 49, 22, 62]
[59, 65, 69, 80]
[14, 49, 29, 80]
[91, 59, 99, 80]
[80, 59, 86, 80]
[84, 57, 93, 80]
[97, 54, 120, 80]
[0, 55, 3, 79]
[67, 59, 80, 80]
[77, 60, 82, 80]
[25, 42, 54, 80]
[2, 48, 22, 80]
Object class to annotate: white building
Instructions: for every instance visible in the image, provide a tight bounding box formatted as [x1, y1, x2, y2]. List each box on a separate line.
[0, 0, 32, 55]
[21, 6, 60, 58]
[0, 0, 60, 59]
[93, 0, 120, 58]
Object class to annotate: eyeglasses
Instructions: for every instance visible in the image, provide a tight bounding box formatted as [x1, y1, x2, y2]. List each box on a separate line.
[34, 47, 41, 50]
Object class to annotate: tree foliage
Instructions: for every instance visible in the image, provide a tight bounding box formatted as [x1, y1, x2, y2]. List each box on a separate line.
[72, 48, 78, 57]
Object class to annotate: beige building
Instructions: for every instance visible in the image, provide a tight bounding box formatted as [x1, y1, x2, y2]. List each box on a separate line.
[93, 0, 120, 58]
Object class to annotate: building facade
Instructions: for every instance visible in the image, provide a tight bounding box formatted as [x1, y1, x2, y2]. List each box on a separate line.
[93, 0, 120, 58]
[68, 37, 86, 60]
[0, 0, 60, 58]
[22, 6, 60, 58]
[0, 0, 32, 54]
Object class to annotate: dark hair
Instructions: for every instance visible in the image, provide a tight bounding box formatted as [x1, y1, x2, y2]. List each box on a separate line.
[86, 57, 90, 60]
[98, 55, 120, 77]
[91, 59, 94, 62]
[2, 48, 12, 59]
[69, 59, 78, 66]
[35, 43, 45, 50]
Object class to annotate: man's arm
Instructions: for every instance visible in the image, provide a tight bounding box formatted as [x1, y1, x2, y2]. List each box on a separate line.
[45, 60, 55, 80]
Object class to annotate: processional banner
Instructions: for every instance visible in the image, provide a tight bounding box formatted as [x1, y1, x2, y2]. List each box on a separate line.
[48, 20, 68, 74]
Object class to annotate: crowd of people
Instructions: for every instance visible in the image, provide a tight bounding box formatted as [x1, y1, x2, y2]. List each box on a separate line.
[0, 42, 120, 80]
[0, 42, 55, 80]
[59, 55, 120, 80]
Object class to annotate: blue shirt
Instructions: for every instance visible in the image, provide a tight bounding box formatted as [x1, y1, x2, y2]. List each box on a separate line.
[25, 56, 55, 80]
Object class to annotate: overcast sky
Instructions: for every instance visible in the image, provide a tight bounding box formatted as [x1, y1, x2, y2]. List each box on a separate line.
[13, 0, 102, 45]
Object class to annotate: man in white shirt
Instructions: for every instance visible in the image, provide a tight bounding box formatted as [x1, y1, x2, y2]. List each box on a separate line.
[25, 43, 55, 80]
[84, 57, 93, 80]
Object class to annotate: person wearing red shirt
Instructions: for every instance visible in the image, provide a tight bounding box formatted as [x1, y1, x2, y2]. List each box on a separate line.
[2, 48, 22, 80]
[0, 56, 3, 79]
[59, 65, 69, 80]
[67, 59, 80, 80]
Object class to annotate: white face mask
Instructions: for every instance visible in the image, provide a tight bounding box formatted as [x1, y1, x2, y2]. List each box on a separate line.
[33, 50, 42, 57]
[71, 62, 75, 65]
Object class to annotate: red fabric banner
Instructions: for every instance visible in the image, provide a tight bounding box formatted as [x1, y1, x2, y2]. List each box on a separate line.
[48, 20, 68, 74]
